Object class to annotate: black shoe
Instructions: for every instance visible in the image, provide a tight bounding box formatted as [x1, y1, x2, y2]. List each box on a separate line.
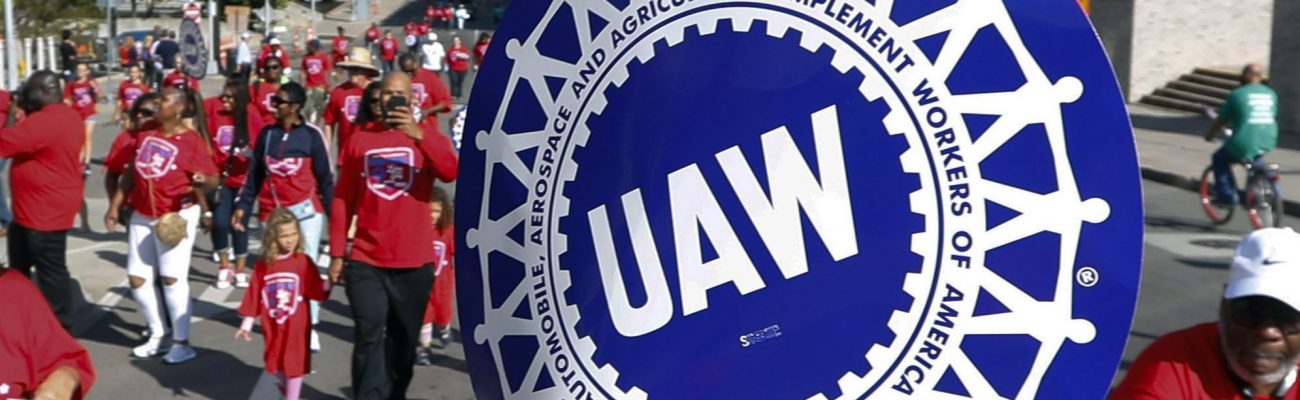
[415, 347, 434, 366]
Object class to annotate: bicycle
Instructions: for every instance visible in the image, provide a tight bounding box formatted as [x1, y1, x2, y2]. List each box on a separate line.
[1199, 160, 1284, 229]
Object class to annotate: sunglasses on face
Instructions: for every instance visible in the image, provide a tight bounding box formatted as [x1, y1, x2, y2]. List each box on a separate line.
[220, 94, 234, 101]
[1230, 296, 1300, 335]
[271, 97, 298, 107]
[266, 65, 283, 71]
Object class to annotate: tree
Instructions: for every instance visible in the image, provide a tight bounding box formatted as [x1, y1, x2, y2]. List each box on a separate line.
[2, 0, 102, 37]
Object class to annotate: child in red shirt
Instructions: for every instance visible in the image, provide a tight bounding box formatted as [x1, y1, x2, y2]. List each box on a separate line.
[64, 63, 101, 165]
[115, 65, 151, 127]
[236, 208, 330, 400]
[380, 32, 399, 74]
[416, 187, 455, 365]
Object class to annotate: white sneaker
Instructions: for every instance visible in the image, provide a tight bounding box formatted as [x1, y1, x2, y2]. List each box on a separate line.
[234, 272, 250, 288]
[216, 269, 233, 290]
[131, 336, 165, 358]
[310, 330, 321, 353]
[163, 343, 197, 364]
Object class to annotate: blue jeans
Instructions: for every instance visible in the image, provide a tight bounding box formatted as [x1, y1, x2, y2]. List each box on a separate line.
[1212, 148, 1264, 204]
[0, 159, 11, 226]
[211, 186, 249, 259]
[297, 210, 324, 325]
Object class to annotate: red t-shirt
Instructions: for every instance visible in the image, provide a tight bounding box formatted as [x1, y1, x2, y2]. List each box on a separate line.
[366, 27, 381, 43]
[118, 80, 150, 111]
[475, 42, 489, 66]
[425, 5, 436, 19]
[423, 225, 456, 326]
[411, 69, 452, 121]
[1111, 322, 1300, 400]
[251, 81, 281, 123]
[448, 46, 471, 72]
[330, 122, 458, 268]
[324, 82, 366, 148]
[237, 253, 328, 377]
[0, 104, 85, 231]
[128, 129, 218, 217]
[0, 271, 96, 399]
[0, 89, 11, 125]
[331, 36, 350, 63]
[64, 79, 98, 118]
[301, 54, 333, 89]
[380, 38, 398, 61]
[163, 71, 200, 90]
[257, 45, 290, 72]
[208, 104, 267, 189]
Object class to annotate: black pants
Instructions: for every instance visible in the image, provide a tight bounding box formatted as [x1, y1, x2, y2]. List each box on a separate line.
[346, 261, 434, 400]
[9, 223, 76, 327]
[449, 69, 467, 98]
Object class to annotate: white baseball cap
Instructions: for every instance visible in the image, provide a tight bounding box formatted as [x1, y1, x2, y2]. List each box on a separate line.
[241, 32, 251, 39]
[269, 37, 281, 45]
[1226, 227, 1300, 312]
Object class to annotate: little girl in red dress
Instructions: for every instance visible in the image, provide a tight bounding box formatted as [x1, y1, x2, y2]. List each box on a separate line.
[417, 187, 455, 365]
[235, 208, 330, 399]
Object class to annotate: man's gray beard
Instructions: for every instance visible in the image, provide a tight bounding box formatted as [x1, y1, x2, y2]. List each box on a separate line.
[1221, 321, 1300, 389]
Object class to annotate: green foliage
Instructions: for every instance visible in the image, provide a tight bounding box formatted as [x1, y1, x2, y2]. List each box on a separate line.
[2, 0, 104, 37]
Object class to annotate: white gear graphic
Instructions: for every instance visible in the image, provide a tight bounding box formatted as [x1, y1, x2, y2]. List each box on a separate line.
[464, 1, 1110, 399]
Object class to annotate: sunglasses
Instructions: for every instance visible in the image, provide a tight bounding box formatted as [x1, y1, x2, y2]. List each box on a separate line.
[220, 94, 234, 101]
[1230, 296, 1300, 334]
[270, 97, 299, 107]
[265, 65, 283, 71]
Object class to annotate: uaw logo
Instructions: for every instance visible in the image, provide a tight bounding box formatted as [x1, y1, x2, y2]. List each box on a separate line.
[73, 87, 93, 108]
[456, 1, 1143, 399]
[266, 155, 305, 177]
[364, 148, 415, 201]
[123, 87, 145, 107]
[413, 83, 429, 108]
[344, 95, 362, 123]
[306, 58, 325, 75]
[135, 136, 179, 180]
[261, 272, 302, 324]
[215, 125, 235, 155]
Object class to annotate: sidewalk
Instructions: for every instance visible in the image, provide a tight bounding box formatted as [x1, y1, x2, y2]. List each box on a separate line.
[1130, 103, 1300, 217]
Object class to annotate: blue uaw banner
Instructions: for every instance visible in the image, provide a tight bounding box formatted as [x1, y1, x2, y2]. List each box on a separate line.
[457, 0, 1143, 398]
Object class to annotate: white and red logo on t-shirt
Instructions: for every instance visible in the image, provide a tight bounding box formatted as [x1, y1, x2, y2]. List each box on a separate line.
[305, 58, 324, 75]
[135, 136, 179, 179]
[261, 92, 277, 114]
[215, 125, 235, 154]
[123, 87, 145, 107]
[266, 155, 305, 177]
[412, 83, 428, 107]
[365, 147, 415, 201]
[73, 87, 94, 108]
[434, 240, 448, 275]
[262, 272, 302, 325]
[344, 95, 361, 122]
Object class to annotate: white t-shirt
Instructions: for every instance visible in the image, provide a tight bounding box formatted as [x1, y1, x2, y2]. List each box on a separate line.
[422, 42, 446, 71]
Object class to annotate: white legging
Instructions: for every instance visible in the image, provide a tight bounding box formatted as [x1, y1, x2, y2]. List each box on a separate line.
[128, 205, 200, 342]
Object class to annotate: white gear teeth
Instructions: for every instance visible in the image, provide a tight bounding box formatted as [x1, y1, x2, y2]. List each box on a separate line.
[766, 19, 792, 40]
[902, 272, 927, 297]
[882, 108, 911, 136]
[731, 16, 755, 32]
[830, 52, 856, 73]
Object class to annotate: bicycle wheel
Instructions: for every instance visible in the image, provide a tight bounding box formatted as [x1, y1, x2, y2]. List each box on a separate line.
[1200, 166, 1234, 225]
[1246, 174, 1283, 228]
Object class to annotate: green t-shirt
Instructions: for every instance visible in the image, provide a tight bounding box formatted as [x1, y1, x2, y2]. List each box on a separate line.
[1218, 83, 1278, 161]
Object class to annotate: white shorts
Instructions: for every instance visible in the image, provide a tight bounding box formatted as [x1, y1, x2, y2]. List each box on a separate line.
[127, 205, 201, 280]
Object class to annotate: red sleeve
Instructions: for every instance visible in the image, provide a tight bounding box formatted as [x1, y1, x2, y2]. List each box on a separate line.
[104, 132, 135, 174]
[302, 256, 329, 301]
[323, 91, 340, 125]
[0, 113, 51, 158]
[187, 133, 219, 175]
[329, 143, 360, 258]
[237, 263, 265, 318]
[1108, 337, 1190, 400]
[419, 125, 458, 183]
[6, 273, 96, 399]
[431, 77, 452, 111]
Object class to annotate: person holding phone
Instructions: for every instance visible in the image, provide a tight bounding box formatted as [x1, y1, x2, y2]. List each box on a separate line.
[233, 82, 334, 353]
[329, 72, 457, 399]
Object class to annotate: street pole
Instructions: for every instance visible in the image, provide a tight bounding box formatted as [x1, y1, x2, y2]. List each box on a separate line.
[310, 0, 316, 35]
[106, 0, 116, 102]
[3, 0, 17, 88]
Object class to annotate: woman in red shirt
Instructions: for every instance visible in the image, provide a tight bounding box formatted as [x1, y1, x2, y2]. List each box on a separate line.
[115, 64, 151, 127]
[380, 31, 399, 74]
[207, 79, 267, 289]
[473, 33, 491, 70]
[63, 63, 100, 166]
[105, 86, 219, 365]
[446, 35, 471, 99]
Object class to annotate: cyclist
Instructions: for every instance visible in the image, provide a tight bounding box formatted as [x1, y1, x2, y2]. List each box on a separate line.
[1205, 63, 1278, 205]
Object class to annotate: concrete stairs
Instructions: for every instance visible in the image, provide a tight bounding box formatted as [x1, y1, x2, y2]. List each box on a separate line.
[1139, 67, 1242, 114]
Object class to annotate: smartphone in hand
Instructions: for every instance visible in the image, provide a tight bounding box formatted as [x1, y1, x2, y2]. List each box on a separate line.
[384, 95, 410, 126]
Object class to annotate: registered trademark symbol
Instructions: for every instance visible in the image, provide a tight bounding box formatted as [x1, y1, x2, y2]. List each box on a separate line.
[1076, 267, 1099, 287]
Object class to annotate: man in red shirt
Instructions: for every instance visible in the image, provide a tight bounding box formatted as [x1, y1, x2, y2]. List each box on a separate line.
[328, 72, 457, 399]
[399, 53, 452, 129]
[257, 37, 290, 75]
[365, 22, 381, 56]
[251, 57, 285, 124]
[1113, 228, 1300, 399]
[0, 269, 96, 399]
[300, 40, 333, 125]
[380, 31, 399, 74]
[324, 47, 380, 153]
[331, 26, 351, 65]
[0, 71, 87, 327]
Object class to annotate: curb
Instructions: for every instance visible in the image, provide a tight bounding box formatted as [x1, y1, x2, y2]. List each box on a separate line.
[1140, 166, 1300, 219]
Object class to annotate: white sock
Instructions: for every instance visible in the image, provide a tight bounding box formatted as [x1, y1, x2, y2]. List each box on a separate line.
[131, 280, 165, 338]
[310, 300, 320, 325]
[420, 323, 433, 346]
[163, 281, 192, 341]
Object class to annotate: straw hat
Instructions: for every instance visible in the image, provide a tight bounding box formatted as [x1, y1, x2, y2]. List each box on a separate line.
[337, 47, 380, 75]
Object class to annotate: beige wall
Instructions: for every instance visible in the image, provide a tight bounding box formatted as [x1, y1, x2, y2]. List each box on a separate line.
[1100, 0, 1273, 100]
